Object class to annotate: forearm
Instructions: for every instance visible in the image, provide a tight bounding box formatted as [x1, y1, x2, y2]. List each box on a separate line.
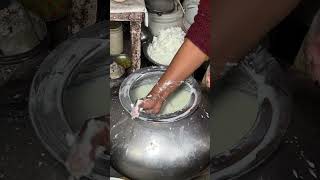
[212, 0, 301, 73]
[149, 38, 208, 99]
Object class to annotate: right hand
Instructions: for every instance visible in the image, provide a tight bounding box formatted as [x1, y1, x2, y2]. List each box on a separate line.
[139, 79, 183, 115]
[140, 93, 165, 114]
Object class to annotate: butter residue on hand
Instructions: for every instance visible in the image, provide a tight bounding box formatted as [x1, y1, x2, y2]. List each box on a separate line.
[131, 82, 191, 115]
[130, 99, 143, 119]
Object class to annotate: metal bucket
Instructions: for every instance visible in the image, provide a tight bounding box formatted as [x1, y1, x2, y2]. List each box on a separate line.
[210, 48, 291, 179]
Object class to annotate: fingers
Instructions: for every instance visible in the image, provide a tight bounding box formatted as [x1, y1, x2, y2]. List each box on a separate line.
[144, 103, 162, 114]
[139, 98, 163, 114]
[139, 98, 153, 109]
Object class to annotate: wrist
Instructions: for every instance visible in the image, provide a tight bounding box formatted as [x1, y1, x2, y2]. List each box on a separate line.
[150, 80, 182, 98]
[147, 88, 166, 103]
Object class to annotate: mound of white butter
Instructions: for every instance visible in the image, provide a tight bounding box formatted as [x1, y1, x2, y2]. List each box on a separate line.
[147, 27, 185, 66]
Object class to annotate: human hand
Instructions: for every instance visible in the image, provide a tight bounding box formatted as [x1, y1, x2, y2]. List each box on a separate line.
[139, 80, 182, 115]
[140, 95, 164, 114]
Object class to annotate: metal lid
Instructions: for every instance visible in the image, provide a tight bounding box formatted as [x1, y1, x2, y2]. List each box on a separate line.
[119, 66, 201, 122]
[145, 0, 175, 15]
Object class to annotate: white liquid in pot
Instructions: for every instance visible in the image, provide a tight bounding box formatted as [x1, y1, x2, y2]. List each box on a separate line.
[131, 84, 192, 115]
[211, 90, 258, 156]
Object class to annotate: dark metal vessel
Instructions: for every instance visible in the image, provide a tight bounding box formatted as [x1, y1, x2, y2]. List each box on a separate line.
[111, 66, 210, 180]
[210, 48, 291, 179]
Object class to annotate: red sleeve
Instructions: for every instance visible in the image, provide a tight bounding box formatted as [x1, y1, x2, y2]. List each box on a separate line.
[186, 0, 211, 56]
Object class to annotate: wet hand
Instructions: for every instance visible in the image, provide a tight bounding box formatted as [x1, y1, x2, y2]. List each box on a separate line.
[140, 94, 165, 114]
[139, 80, 183, 114]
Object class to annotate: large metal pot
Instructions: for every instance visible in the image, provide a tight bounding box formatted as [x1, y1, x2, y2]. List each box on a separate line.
[111, 66, 210, 180]
[210, 48, 291, 179]
[29, 21, 110, 179]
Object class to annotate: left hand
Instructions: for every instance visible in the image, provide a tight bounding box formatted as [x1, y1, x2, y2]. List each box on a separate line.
[139, 79, 183, 115]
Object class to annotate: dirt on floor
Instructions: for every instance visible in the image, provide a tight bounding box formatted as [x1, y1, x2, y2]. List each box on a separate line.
[0, 79, 69, 180]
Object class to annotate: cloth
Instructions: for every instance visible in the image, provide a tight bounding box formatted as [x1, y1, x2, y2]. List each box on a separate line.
[186, 0, 211, 56]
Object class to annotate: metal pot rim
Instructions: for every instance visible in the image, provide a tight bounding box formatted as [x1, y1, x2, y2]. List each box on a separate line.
[119, 66, 201, 122]
[210, 48, 291, 179]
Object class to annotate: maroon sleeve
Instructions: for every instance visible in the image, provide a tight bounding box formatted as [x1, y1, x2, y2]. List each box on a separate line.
[186, 0, 211, 56]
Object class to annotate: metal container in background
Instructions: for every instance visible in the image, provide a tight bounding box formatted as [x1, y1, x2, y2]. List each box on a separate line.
[0, 0, 48, 86]
[110, 22, 124, 55]
[182, 0, 200, 31]
[145, 0, 175, 14]
[140, 25, 153, 43]
[112, 0, 127, 3]
[148, 4, 184, 36]
[0, 0, 47, 56]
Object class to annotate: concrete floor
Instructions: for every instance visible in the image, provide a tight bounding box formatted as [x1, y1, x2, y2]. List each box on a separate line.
[0, 70, 319, 180]
[0, 80, 69, 180]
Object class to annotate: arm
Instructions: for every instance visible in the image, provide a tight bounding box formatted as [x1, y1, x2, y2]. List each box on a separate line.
[141, 0, 210, 114]
[142, 0, 301, 114]
[141, 39, 208, 114]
